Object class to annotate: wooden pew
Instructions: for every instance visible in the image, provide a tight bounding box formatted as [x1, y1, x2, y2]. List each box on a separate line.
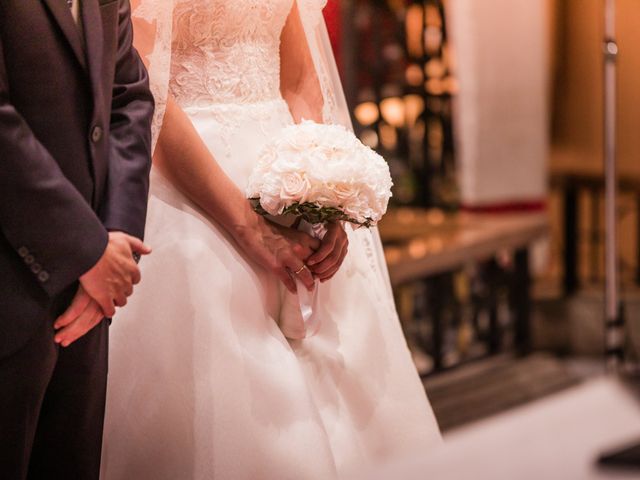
[378, 208, 549, 372]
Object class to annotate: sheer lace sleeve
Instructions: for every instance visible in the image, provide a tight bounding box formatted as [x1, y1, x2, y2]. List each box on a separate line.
[296, 0, 352, 129]
[131, 0, 175, 152]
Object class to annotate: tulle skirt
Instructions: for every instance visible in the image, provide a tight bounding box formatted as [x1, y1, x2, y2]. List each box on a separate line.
[100, 98, 441, 480]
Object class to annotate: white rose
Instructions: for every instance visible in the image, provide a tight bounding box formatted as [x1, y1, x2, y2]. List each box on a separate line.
[259, 173, 286, 215]
[343, 194, 370, 223]
[280, 172, 311, 203]
[307, 185, 341, 208]
[247, 121, 393, 226]
[271, 152, 308, 175]
[332, 182, 359, 206]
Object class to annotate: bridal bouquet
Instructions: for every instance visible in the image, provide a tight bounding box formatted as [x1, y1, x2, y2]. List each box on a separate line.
[246, 120, 393, 339]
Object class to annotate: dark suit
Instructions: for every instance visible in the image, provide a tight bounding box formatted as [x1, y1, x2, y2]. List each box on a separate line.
[0, 0, 153, 478]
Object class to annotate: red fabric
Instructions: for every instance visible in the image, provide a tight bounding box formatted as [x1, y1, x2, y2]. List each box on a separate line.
[323, 0, 342, 71]
[460, 200, 547, 214]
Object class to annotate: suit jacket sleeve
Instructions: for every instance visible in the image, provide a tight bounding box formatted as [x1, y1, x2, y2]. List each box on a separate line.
[0, 35, 108, 298]
[101, 0, 154, 239]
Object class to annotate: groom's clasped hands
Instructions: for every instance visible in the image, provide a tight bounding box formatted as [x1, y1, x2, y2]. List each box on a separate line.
[53, 231, 152, 347]
[52, 217, 347, 347]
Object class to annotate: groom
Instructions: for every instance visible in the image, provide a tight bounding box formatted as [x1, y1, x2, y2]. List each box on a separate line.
[0, 0, 154, 478]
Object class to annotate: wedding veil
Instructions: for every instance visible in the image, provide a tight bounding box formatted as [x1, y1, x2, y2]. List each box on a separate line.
[130, 0, 394, 300]
[129, 0, 353, 151]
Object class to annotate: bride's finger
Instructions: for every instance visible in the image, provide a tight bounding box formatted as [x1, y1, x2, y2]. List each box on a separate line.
[292, 243, 314, 260]
[293, 230, 320, 251]
[319, 243, 349, 282]
[277, 269, 297, 294]
[286, 259, 314, 291]
[299, 267, 315, 291]
[309, 239, 344, 275]
[307, 232, 336, 267]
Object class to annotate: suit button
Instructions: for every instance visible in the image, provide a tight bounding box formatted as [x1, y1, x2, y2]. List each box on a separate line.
[18, 246, 29, 258]
[31, 263, 42, 274]
[38, 271, 50, 283]
[24, 254, 35, 265]
[91, 126, 103, 143]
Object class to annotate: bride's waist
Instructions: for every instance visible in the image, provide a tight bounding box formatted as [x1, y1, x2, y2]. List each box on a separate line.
[170, 84, 285, 109]
[177, 96, 291, 115]
[169, 51, 282, 107]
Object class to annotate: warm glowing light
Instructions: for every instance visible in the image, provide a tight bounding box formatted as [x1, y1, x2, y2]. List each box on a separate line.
[442, 44, 456, 73]
[425, 59, 446, 79]
[397, 208, 417, 224]
[380, 97, 405, 128]
[425, 78, 445, 96]
[409, 120, 425, 143]
[443, 76, 459, 95]
[359, 129, 379, 149]
[379, 123, 398, 150]
[354, 102, 380, 126]
[427, 119, 444, 148]
[406, 5, 424, 58]
[404, 94, 424, 128]
[409, 239, 428, 258]
[425, 4, 442, 28]
[424, 26, 442, 54]
[385, 247, 402, 265]
[426, 208, 445, 226]
[426, 237, 444, 254]
[405, 64, 424, 86]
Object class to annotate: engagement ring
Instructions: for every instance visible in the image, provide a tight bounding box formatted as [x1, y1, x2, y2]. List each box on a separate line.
[293, 265, 307, 275]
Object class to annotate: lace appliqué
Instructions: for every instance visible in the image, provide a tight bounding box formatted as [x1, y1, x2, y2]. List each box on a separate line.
[169, 0, 294, 107]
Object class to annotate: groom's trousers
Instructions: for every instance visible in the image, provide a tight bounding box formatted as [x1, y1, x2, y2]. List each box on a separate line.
[0, 0, 153, 477]
[0, 287, 109, 480]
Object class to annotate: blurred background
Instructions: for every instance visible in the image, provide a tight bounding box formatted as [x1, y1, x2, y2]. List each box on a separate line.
[324, 0, 640, 476]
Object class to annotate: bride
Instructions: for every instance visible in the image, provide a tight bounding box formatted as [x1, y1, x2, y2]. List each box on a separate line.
[101, 1, 441, 478]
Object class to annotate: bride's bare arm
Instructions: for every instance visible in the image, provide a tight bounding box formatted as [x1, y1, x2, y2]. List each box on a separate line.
[153, 96, 317, 292]
[280, 3, 323, 123]
[280, 3, 349, 282]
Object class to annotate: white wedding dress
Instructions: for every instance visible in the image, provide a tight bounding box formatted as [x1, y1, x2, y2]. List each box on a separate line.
[101, 1, 441, 479]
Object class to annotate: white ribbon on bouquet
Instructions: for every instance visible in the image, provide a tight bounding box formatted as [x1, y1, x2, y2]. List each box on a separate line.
[279, 220, 327, 340]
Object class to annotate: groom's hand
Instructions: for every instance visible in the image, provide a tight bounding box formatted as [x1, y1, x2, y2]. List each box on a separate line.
[53, 286, 104, 347]
[79, 231, 151, 317]
[307, 222, 349, 282]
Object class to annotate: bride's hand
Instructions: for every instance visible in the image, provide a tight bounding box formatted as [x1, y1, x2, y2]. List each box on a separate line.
[307, 222, 348, 282]
[232, 215, 319, 294]
[153, 98, 322, 294]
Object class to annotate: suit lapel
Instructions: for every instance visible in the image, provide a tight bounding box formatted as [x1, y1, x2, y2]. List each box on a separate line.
[81, 0, 107, 204]
[41, 0, 87, 70]
[81, 0, 104, 102]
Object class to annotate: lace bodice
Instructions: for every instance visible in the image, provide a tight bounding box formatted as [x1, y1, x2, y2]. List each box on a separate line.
[170, 0, 294, 107]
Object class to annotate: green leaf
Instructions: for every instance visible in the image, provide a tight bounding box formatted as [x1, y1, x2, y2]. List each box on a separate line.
[248, 199, 374, 228]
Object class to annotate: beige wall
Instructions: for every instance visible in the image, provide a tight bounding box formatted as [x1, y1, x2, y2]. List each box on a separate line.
[448, 0, 551, 206]
[550, 0, 639, 282]
[552, 0, 640, 175]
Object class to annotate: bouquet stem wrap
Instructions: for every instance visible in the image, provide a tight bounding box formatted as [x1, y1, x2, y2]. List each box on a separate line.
[279, 220, 327, 340]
